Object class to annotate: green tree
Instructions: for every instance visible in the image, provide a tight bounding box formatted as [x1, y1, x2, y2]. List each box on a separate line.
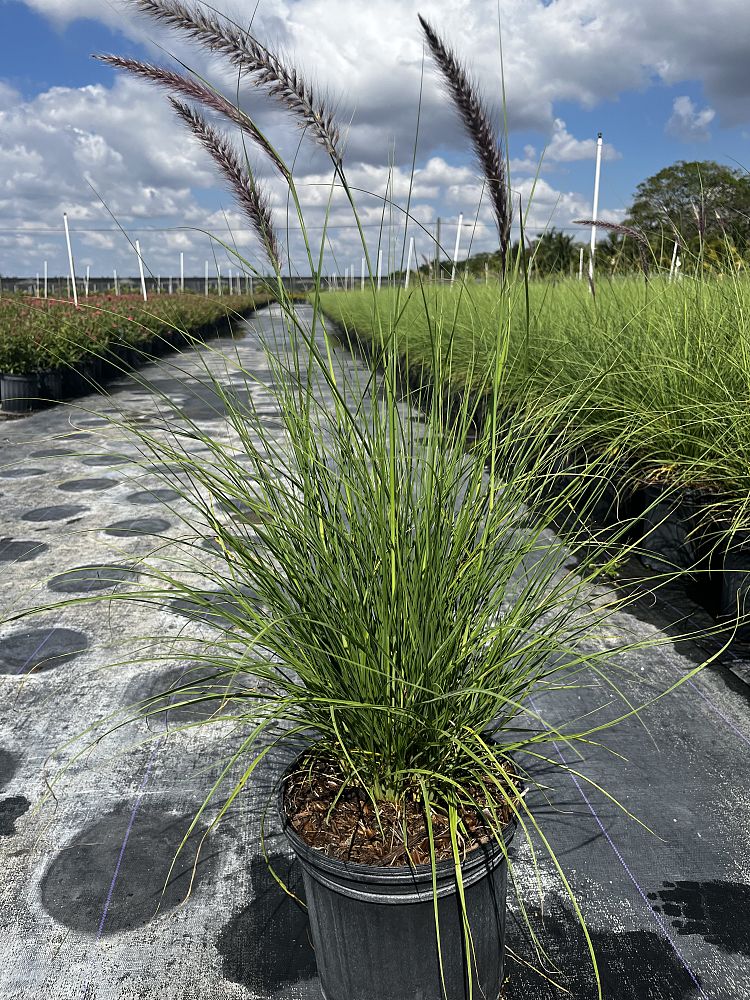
[626, 160, 750, 247]
[529, 228, 576, 276]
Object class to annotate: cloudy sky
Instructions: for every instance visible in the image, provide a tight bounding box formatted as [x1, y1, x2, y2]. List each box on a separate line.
[0, 0, 749, 280]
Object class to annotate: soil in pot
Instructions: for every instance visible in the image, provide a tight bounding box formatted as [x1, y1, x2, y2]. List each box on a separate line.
[280, 752, 519, 1000]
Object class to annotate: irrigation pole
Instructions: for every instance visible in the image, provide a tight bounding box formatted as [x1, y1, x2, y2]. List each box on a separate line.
[578, 247, 584, 281]
[44, 261, 48, 299]
[85, 265, 90, 298]
[63, 212, 78, 307]
[435, 217, 441, 282]
[169, 275, 173, 295]
[228, 268, 233, 295]
[405, 237, 414, 289]
[180, 252, 184, 293]
[669, 241, 679, 282]
[217, 263, 222, 295]
[114, 268, 119, 295]
[35, 273, 39, 297]
[588, 132, 603, 289]
[451, 213, 463, 285]
[204, 260, 209, 296]
[135, 239, 148, 302]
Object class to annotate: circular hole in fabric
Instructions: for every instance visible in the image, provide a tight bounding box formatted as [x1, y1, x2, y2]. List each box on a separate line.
[21, 505, 88, 522]
[104, 517, 171, 537]
[40, 802, 219, 934]
[48, 565, 138, 594]
[0, 538, 49, 563]
[0, 627, 89, 674]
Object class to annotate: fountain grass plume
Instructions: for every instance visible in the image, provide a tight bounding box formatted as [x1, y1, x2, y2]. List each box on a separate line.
[419, 14, 511, 274]
[169, 98, 282, 271]
[95, 54, 290, 181]
[129, 0, 343, 163]
[574, 219, 652, 279]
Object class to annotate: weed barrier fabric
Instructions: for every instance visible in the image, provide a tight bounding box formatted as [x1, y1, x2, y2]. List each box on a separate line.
[0, 307, 747, 999]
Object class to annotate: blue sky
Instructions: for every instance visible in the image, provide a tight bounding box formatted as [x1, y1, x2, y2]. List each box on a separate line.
[0, 0, 749, 277]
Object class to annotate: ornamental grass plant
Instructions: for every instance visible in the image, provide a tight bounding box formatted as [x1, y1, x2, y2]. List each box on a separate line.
[7, 2, 723, 995]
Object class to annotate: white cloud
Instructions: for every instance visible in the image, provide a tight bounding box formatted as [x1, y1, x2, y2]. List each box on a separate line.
[665, 95, 716, 142]
[18, 0, 750, 129]
[0, 69, 611, 276]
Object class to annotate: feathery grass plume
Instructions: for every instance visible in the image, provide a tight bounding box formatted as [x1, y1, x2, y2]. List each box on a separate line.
[574, 219, 652, 280]
[95, 54, 289, 181]
[169, 98, 282, 271]
[128, 0, 343, 163]
[419, 14, 511, 274]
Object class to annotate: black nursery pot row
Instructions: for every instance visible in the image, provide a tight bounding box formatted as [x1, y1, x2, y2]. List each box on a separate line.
[612, 481, 750, 643]
[540, 448, 750, 647]
[0, 314, 247, 414]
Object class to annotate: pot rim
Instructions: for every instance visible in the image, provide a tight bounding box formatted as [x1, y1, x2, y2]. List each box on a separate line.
[277, 749, 520, 883]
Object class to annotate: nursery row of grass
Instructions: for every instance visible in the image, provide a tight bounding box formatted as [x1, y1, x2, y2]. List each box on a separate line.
[0, 291, 273, 375]
[319, 275, 750, 532]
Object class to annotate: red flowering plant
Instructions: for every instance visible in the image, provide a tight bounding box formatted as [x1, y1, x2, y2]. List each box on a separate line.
[0, 291, 264, 374]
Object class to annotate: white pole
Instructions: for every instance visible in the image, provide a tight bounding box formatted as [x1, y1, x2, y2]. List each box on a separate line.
[377, 250, 383, 290]
[669, 241, 679, 282]
[588, 132, 603, 288]
[451, 214, 463, 285]
[180, 252, 184, 293]
[228, 268, 232, 295]
[168, 275, 173, 295]
[63, 212, 78, 307]
[217, 262, 222, 295]
[85, 264, 90, 298]
[43, 261, 48, 299]
[361, 256, 366, 291]
[157, 274, 161, 294]
[405, 237, 414, 289]
[578, 247, 584, 281]
[35, 273, 39, 297]
[135, 239, 148, 302]
[250, 274, 254, 297]
[485, 261, 489, 284]
[114, 268, 119, 295]
[204, 260, 209, 296]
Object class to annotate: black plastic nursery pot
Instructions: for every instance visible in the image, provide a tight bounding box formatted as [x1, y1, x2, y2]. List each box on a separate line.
[705, 525, 750, 642]
[41, 368, 64, 403]
[279, 763, 518, 1000]
[632, 484, 707, 574]
[60, 359, 105, 398]
[0, 373, 40, 412]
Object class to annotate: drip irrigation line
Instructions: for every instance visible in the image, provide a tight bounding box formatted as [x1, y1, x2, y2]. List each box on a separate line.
[528, 695, 710, 1000]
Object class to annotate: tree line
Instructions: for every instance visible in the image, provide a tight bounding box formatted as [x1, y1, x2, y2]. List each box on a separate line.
[408, 161, 750, 280]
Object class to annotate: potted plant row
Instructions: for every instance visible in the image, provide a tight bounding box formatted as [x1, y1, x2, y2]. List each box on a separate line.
[0, 294, 261, 413]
